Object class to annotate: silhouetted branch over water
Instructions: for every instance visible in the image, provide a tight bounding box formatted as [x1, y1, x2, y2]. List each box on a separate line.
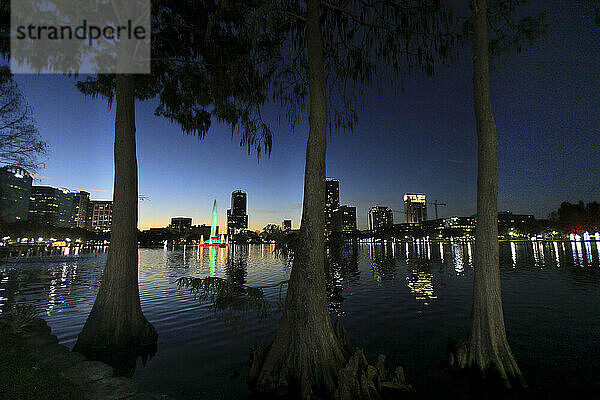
[176, 276, 289, 320]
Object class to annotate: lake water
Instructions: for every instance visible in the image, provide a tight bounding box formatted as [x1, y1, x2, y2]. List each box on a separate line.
[1, 241, 599, 399]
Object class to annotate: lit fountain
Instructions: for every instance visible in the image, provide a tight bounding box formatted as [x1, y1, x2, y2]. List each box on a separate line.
[199, 199, 228, 247]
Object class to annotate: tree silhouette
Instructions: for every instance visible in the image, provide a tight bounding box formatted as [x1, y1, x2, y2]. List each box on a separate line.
[0, 78, 46, 171]
[448, 0, 545, 388]
[0, 2, 46, 172]
[260, 224, 283, 241]
[549, 201, 600, 232]
[232, 1, 460, 398]
[73, 1, 275, 356]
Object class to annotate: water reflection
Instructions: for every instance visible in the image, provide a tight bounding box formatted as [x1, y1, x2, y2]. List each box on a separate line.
[0, 275, 8, 314]
[2, 240, 599, 317]
[406, 257, 438, 305]
[532, 241, 547, 268]
[572, 240, 584, 267]
[226, 246, 248, 287]
[326, 242, 360, 315]
[467, 242, 473, 265]
[511, 242, 517, 268]
[1, 240, 600, 399]
[80, 339, 158, 378]
[209, 246, 217, 276]
[0, 259, 100, 317]
[451, 243, 469, 275]
[406, 270, 437, 305]
[584, 240, 593, 262]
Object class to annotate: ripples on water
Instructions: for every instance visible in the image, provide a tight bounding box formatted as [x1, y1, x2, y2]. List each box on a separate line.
[1, 241, 599, 399]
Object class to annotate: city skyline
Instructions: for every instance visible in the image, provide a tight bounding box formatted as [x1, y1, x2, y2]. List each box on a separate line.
[0, 165, 562, 237]
[9, 0, 600, 231]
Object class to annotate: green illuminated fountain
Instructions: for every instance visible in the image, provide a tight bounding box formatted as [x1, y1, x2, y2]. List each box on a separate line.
[210, 199, 218, 242]
[201, 199, 228, 246]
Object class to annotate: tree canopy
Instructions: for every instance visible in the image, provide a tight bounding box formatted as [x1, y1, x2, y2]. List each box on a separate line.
[549, 201, 600, 233]
[73, 1, 278, 157]
[226, 0, 460, 135]
[0, 78, 46, 171]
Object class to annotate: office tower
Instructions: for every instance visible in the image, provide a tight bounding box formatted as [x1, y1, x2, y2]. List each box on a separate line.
[227, 190, 248, 235]
[326, 179, 340, 210]
[404, 193, 427, 223]
[71, 190, 90, 228]
[88, 200, 113, 232]
[170, 217, 192, 233]
[325, 178, 340, 234]
[231, 190, 247, 215]
[368, 206, 393, 231]
[332, 205, 357, 233]
[282, 219, 292, 231]
[0, 165, 32, 223]
[339, 205, 357, 233]
[29, 186, 74, 228]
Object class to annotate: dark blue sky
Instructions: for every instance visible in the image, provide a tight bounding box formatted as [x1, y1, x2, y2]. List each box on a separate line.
[14, 1, 600, 230]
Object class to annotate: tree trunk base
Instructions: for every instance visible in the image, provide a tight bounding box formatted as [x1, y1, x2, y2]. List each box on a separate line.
[334, 349, 414, 400]
[74, 308, 157, 359]
[447, 337, 526, 390]
[247, 337, 344, 399]
[248, 321, 413, 400]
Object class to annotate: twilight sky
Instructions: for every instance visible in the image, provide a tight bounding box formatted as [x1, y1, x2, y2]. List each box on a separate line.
[13, 1, 600, 231]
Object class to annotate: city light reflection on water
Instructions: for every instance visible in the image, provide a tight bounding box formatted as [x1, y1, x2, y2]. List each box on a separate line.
[406, 270, 437, 305]
[451, 243, 465, 275]
[511, 241, 517, 267]
[0, 239, 599, 398]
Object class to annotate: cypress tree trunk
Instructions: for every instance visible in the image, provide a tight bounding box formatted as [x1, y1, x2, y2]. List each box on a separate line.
[74, 74, 156, 354]
[449, 0, 525, 388]
[248, 0, 348, 398]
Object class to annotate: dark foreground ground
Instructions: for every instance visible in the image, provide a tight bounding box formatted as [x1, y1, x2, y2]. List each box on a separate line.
[0, 317, 172, 400]
[0, 320, 83, 399]
[1, 317, 598, 400]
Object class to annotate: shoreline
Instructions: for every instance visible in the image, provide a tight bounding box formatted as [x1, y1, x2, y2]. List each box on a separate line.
[0, 316, 173, 400]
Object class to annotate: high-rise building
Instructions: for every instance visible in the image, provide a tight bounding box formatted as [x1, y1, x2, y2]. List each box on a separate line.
[231, 190, 247, 215]
[29, 186, 74, 228]
[337, 205, 357, 233]
[325, 179, 340, 234]
[88, 200, 113, 232]
[282, 219, 292, 231]
[171, 217, 192, 233]
[404, 193, 427, 223]
[71, 191, 90, 228]
[368, 206, 393, 231]
[0, 165, 32, 223]
[227, 190, 248, 235]
[326, 179, 340, 210]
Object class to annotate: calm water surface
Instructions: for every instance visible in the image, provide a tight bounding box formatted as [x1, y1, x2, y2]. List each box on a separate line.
[1, 241, 599, 399]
